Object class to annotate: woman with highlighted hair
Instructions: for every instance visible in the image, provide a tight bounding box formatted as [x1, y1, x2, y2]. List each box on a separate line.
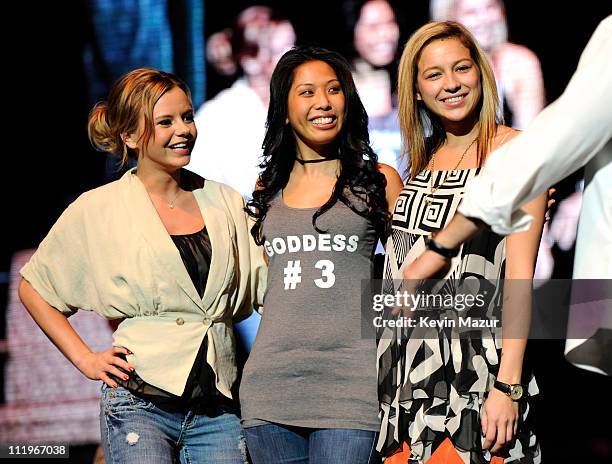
[378, 22, 546, 463]
[19, 68, 266, 463]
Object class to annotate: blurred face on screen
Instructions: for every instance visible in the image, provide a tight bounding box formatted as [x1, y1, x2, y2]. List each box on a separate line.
[263, 21, 296, 79]
[354, 0, 400, 67]
[455, 0, 506, 52]
[240, 20, 296, 81]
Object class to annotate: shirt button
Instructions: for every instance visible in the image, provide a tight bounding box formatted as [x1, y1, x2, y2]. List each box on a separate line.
[175, 317, 185, 326]
[202, 316, 211, 324]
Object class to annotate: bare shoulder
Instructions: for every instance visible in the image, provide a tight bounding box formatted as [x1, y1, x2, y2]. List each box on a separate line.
[482, 126, 521, 164]
[378, 162, 398, 176]
[377, 163, 403, 208]
[494, 125, 521, 148]
[377, 163, 402, 184]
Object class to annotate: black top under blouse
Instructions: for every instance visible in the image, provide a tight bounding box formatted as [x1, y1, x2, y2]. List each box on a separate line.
[116, 227, 238, 415]
[170, 227, 212, 299]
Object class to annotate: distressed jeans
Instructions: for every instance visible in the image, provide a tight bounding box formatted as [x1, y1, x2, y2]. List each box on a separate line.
[100, 385, 247, 464]
[243, 423, 381, 464]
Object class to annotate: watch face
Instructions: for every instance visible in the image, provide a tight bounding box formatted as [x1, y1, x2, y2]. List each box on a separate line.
[510, 385, 524, 401]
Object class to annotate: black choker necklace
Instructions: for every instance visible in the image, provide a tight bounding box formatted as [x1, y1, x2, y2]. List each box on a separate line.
[295, 157, 337, 165]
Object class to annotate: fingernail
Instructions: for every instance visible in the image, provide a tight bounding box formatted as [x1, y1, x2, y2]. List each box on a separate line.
[123, 375, 129, 380]
[112, 383, 117, 388]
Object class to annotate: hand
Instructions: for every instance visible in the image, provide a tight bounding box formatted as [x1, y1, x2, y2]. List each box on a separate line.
[481, 388, 519, 453]
[75, 346, 134, 388]
[549, 190, 582, 250]
[545, 187, 556, 223]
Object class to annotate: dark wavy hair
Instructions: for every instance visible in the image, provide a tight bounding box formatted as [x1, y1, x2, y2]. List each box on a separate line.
[246, 46, 390, 244]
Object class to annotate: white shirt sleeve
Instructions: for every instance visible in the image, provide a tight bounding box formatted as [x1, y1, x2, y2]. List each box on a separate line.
[458, 16, 612, 235]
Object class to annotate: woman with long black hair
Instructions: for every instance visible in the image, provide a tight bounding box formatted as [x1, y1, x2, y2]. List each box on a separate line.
[239, 46, 403, 463]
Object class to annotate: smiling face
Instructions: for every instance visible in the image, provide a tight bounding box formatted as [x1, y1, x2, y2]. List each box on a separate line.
[287, 60, 345, 156]
[354, 0, 400, 67]
[454, 0, 506, 52]
[126, 86, 197, 171]
[416, 37, 482, 130]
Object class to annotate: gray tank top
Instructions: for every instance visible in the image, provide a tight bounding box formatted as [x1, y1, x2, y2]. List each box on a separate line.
[240, 191, 380, 431]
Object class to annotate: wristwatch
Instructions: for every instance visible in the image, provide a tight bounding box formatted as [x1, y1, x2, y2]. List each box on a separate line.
[425, 236, 460, 259]
[494, 380, 524, 401]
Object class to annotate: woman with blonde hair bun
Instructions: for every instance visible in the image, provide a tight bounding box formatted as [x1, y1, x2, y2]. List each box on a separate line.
[19, 67, 266, 463]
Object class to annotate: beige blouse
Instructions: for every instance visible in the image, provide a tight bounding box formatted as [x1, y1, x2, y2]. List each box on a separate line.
[21, 169, 267, 397]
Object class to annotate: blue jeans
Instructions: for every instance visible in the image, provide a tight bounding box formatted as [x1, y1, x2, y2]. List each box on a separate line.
[99, 385, 247, 464]
[243, 423, 381, 464]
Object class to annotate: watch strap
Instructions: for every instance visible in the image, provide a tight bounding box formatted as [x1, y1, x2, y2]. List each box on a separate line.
[493, 380, 511, 394]
[494, 380, 524, 401]
[425, 237, 460, 259]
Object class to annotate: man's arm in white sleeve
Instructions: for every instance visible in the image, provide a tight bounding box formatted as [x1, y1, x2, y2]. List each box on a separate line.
[459, 16, 612, 235]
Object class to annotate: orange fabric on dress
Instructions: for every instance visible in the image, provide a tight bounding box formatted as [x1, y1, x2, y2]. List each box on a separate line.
[385, 442, 411, 464]
[425, 438, 464, 464]
[384, 439, 507, 463]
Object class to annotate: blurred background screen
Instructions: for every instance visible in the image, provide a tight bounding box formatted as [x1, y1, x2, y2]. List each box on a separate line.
[2, 1, 610, 462]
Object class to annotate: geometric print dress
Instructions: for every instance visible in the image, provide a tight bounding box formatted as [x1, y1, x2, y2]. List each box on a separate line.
[376, 168, 541, 463]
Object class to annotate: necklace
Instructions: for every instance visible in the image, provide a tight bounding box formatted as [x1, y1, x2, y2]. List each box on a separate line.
[168, 189, 182, 209]
[426, 137, 477, 206]
[295, 157, 337, 165]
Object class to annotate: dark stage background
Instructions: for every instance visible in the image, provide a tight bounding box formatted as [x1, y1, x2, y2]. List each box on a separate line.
[2, 1, 611, 462]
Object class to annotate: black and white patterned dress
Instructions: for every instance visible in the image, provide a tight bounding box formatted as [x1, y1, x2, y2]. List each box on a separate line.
[377, 168, 541, 463]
